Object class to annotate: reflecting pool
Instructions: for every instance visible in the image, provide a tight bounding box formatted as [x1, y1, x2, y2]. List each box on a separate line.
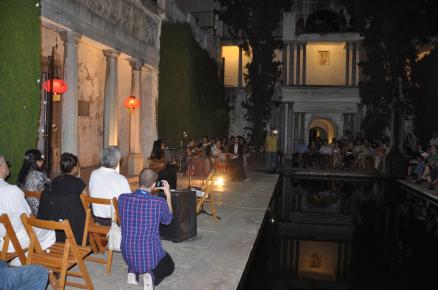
[240, 176, 438, 290]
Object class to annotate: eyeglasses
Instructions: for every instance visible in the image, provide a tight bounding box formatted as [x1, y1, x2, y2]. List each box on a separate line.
[0, 160, 11, 168]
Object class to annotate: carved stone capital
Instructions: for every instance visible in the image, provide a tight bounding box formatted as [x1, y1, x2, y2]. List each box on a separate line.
[59, 31, 82, 45]
[128, 58, 144, 71]
[103, 49, 120, 60]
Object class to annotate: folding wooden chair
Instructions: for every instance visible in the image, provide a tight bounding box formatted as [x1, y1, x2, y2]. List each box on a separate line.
[196, 171, 219, 222]
[112, 197, 120, 225]
[0, 214, 26, 264]
[80, 194, 115, 273]
[20, 214, 94, 290]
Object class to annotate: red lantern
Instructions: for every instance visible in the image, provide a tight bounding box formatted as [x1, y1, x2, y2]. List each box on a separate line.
[124, 96, 140, 111]
[42, 78, 68, 94]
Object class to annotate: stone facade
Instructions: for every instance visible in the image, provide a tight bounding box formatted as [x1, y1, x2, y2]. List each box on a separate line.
[40, 0, 162, 175]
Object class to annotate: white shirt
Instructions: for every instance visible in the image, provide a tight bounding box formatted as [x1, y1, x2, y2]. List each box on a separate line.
[0, 178, 55, 252]
[234, 143, 238, 154]
[89, 167, 131, 218]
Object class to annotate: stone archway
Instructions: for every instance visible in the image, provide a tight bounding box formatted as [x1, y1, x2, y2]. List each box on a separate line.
[308, 117, 338, 143]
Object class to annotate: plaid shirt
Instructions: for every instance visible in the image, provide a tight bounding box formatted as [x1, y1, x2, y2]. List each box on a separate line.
[119, 189, 173, 273]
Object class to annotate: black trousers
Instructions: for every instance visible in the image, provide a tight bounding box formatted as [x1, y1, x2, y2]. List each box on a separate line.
[133, 252, 174, 286]
[151, 252, 175, 285]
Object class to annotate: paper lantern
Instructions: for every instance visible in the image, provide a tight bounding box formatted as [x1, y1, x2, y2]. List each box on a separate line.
[43, 78, 68, 94]
[124, 96, 140, 111]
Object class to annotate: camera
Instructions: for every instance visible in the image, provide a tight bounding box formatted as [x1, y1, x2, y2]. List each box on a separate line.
[155, 180, 163, 187]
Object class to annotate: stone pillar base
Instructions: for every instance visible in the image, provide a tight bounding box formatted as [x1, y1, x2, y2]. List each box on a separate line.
[128, 153, 144, 176]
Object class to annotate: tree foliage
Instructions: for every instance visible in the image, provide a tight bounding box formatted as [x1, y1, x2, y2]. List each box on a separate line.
[342, 0, 438, 143]
[413, 48, 438, 145]
[216, 0, 292, 145]
[158, 22, 228, 146]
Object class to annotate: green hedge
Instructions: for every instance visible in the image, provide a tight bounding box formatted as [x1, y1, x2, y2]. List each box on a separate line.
[0, 0, 41, 183]
[158, 23, 228, 146]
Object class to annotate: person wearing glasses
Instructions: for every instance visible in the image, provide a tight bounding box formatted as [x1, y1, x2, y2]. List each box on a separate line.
[0, 155, 55, 266]
[17, 149, 50, 216]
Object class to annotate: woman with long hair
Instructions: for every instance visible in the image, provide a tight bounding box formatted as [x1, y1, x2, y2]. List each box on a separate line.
[17, 149, 50, 215]
[148, 139, 177, 189]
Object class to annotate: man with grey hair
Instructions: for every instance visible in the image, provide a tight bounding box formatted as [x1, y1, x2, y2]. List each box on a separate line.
[89, 146, 131, 225]
[0, 155, 55, 262]
[119, 168, 174, 289]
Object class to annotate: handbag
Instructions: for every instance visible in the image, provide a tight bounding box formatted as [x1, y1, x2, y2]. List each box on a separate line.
[107, 199, 121, 252]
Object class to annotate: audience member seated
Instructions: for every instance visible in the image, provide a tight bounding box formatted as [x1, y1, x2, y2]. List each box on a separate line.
[89, 146, 131, 226]
[148, 139, 177, 190]
[0, 260, 48, 290]
[17, 149, 50, 216]
[428, 131, 438, 146]
[119, 169, 174, 289]
[38, 153, 86, 244]
[0, 155, 55, 265]
[413, 152, 428, 182]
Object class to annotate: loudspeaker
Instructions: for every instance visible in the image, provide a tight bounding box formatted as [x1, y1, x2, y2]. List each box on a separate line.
[159, 190, 197, 242]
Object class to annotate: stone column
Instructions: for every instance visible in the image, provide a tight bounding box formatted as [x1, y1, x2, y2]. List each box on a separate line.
[302, 43, 307, 85]
[286, 102, 294, 157]
[282, 43, 288, 85]
[238, 46, 243, 87]
[294, 112, 306, 147]
[141, 66, 159, 161]
[59, 31, 81, 155]
[343, 113, 356, 134]
[289, 42, 295, 85]
[281, 43, 290, 86]
[103, 49, 120, 148]
[345, 42, 350, 86]
[351, 42, 357, 86]
[283, 103, 289, 157]
[127, 59, 144, 175]
[296, 43, 301, 85]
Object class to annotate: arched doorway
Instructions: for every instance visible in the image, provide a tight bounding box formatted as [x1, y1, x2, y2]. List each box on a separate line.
[308, 118, 338, 144]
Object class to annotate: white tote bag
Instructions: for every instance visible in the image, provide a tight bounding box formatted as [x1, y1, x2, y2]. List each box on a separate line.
[107, 200, 121, 252]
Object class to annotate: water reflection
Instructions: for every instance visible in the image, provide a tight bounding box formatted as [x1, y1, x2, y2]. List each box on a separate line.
[241, 176, 438, 290]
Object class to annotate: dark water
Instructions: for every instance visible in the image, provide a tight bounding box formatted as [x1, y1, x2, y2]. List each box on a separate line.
[240, 176, 438, 290]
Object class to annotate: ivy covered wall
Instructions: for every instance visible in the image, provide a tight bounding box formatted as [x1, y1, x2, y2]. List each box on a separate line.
[158, 22, 228, 146]
[0, 0, 41, 183]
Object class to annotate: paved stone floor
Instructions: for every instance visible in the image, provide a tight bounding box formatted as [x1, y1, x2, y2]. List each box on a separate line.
[64, 170, 278, 290]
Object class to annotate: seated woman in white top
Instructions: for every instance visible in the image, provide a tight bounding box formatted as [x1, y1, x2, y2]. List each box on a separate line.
[89, 146, 131, 226]
[0, 155, 55, 264]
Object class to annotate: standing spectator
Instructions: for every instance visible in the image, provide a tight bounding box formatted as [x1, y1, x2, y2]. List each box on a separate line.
[17, 149, 50, 216]
[0, 155, 55, 264]
[89, 146, 131, 226]
[119, 169, 174, 289]
[265, 129, 278, 172]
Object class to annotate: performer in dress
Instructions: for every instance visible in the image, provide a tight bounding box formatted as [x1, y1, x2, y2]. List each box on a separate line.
[227, 136, 247, 181]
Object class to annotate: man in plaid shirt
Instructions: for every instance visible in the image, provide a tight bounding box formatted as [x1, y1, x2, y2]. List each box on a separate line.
[119, 168, 174, 289]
